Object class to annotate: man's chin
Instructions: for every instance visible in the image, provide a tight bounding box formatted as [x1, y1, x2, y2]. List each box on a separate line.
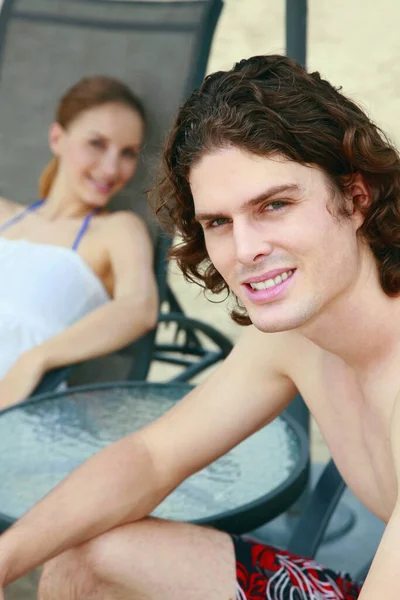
[248, 310, 306, 334]
[248, 302, 321, 333]
[252, 321, 293, 334]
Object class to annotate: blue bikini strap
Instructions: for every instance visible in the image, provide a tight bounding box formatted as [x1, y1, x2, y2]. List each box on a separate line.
[0, 199, 44, 233]
[0, 199, 98, 249]
[72, 208, 99, 251]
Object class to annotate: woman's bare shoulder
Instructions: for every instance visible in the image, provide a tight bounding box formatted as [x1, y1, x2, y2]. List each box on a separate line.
[94, 211, 154, 261]
[0, 197, 20, 217]
[97, 210, 151, 240]
[104, 209, 147, 228]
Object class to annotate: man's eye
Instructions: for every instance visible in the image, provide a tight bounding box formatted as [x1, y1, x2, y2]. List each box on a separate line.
[264, 200, 288, 212]
[208, 217, 230, 229]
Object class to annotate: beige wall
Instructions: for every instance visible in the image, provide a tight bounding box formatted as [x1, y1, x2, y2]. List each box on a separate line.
[209, 0, 400, 146]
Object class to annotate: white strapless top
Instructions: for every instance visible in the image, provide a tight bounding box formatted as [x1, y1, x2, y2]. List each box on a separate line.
[0, 237, 109, 378]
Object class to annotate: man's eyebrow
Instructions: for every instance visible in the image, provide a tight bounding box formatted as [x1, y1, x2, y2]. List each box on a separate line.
[195, 183, 302, 222]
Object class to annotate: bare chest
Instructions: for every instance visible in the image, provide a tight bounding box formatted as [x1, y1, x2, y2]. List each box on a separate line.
[292, 354, 399, 522]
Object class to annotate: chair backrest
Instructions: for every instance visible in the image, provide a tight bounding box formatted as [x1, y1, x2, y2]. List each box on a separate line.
[0, 0, 223, 301]
[0, 0, 223, 383]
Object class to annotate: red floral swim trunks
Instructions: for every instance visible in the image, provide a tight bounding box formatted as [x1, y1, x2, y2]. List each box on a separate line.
[232, 535, 361, 599]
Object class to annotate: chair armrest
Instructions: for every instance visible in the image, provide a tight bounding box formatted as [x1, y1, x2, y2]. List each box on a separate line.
[31, 366, 72, 397]
[154, 312, 233, 382]
[158, 312, 233, 355]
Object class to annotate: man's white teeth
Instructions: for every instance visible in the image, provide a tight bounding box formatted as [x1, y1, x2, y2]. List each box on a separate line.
[249, 270, 293, 291]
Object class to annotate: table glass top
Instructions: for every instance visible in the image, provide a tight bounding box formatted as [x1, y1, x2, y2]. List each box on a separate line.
[0, 383, 302, 522]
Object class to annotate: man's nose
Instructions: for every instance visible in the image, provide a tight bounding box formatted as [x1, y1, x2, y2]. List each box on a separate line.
[234, 220, 273, 265]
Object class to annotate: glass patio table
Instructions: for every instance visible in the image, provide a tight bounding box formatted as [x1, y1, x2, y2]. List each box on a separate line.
[0, 382, 309, 533]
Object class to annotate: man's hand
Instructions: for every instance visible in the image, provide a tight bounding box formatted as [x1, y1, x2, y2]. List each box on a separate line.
[0, 349, 46, 411]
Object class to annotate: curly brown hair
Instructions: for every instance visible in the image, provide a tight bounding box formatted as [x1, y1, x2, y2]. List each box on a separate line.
[152, 54, 400, 325]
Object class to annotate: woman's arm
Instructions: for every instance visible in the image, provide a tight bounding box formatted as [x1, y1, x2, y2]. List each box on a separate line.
[0, 212, 158, 408]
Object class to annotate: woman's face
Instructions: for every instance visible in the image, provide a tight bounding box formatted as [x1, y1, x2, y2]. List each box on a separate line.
[50, 101, 144, 208]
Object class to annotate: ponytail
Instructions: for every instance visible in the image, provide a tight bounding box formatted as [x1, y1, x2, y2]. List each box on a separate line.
[38, 157, 58, 199]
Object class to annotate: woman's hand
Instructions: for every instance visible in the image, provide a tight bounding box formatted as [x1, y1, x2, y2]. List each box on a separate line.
[0, 349, 46, 411]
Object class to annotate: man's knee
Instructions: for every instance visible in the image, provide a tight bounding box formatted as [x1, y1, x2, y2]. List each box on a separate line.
[84, 517, 156, 584]
[37, 519, 153, 599]
[38, 518, 234, 599]
[38, 544, 102, 600]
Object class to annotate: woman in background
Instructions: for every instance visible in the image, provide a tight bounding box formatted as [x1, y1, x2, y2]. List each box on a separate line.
[0, 75, 158, 409]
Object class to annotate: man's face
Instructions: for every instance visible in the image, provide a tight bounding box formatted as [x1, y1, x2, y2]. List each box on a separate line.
[190, 147, 363, 333]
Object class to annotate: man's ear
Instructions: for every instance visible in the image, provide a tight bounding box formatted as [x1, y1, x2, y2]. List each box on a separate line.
[48, 122, 65, 157]
[346, 172, 372, 228]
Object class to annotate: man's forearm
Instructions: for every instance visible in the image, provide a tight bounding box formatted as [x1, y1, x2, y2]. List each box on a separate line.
[0, 432, 168, 587]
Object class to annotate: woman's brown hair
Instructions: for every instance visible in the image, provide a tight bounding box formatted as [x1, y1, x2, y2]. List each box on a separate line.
[39, 76, 146, 198]
[152, 54, 400, 325]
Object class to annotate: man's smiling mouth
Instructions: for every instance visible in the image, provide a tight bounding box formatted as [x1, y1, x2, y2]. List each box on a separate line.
[248, 269, 295, 291]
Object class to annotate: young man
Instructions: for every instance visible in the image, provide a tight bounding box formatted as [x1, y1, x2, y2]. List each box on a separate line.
[0, 54, 398, 599]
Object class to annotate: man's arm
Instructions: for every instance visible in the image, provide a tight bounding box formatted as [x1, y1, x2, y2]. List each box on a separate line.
[357, 394, 400, 599]
[0, 326, 297, 589]
[0, 212, 158, 408]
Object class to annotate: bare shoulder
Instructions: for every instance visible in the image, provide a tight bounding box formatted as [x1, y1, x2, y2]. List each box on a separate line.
[96, 210, 152, 247]
[233, 324, 314, 378]
[0, 196, 20, 217]
[102, 210, 149, 234]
